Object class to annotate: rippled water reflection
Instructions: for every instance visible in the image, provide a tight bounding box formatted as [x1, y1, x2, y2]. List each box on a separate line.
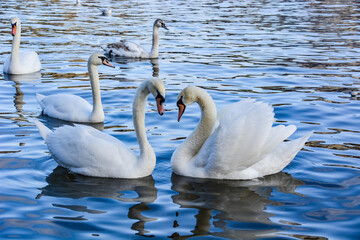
[0, 0, 359, 239]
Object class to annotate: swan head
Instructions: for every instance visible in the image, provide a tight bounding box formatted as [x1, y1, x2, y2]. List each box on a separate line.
[148, 78, 165, 115]
[176, 85, 199, 122]
[154, 19, 168, 30]
[88, 53, 115, 68]
[10, 16, 20, 37]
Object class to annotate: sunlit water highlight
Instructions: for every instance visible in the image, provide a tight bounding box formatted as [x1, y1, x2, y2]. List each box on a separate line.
[0, 0, 359, 239]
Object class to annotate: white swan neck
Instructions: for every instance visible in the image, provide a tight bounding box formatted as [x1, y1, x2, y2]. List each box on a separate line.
[149, 25, 159, 58]
[11, 24, 21, 63]
[178, 89, 217, 160]
[133, 81, 156, 164]
[88, 63, 103, 122]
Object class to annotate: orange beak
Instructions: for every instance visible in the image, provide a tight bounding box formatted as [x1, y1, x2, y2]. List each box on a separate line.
[156, 97, 164, 115]
[177, 103, 185, 122]
[103, 60, 115, 68]
[11, 24, 16, 37]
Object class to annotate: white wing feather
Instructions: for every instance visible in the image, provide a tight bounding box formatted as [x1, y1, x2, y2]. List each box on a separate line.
[36, 93, 93, 122]
[193, 99, 307, 178]
[46, 124, 137, 178]
[104, 40, 149, 58]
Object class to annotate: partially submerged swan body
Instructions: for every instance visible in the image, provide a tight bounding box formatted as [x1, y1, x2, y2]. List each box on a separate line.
[35, 78, 166, 178]
[3, 16, 41, 74]
[171, 86, 312, 180]
[36, 53, 114, 123]
[103, 19, 168, 59]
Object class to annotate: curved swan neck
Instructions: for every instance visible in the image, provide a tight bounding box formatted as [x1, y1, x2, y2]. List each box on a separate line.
[179, 89, 217, 159]
[149, 25, 159, 58]
[11, 23, 21, 61]
[133, 81, 155, 162]
[88, 62, 103, 121]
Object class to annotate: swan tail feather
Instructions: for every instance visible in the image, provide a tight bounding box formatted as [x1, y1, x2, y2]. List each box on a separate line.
[248, 130, 313, 178]
[35, 93, 45, 109]
[283, 131, 313, 156]
[35, 119, 52, 141]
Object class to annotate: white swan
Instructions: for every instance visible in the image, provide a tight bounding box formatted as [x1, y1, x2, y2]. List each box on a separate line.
[103, 19, 168, 59]
[171, 86, 312, 180]
[3, 16, 41, 74]
[36, 53, 114, 123]
[35, 78, 166, 178]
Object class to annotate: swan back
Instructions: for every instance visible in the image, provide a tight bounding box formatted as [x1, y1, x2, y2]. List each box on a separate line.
[47, 124, 137, 178]
[105, 40, 149, 58]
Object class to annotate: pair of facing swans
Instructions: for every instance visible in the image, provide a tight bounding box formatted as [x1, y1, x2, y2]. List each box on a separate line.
[35, 54, 312, 180]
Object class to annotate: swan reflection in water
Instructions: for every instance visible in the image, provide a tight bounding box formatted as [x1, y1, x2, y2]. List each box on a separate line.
[150, 58, 159, 78]
[170, 172, 304, 239]
[37, 166, 157, 237]
[37, 115, 104, 131]
[4, 72, 41, 122]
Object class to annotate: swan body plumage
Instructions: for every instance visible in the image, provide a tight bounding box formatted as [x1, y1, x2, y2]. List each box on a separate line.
[3, 16, 41, 74]
[171, 86, 312, 180]
[36, 53, 114, 123]
[103, 19, 168, 59]
[35, 78, 166, 178]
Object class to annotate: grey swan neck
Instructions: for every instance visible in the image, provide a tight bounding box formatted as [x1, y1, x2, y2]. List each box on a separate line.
[149, 25, 160, 58]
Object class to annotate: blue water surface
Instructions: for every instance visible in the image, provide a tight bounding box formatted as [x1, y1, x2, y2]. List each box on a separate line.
[0, 0, 359, 239]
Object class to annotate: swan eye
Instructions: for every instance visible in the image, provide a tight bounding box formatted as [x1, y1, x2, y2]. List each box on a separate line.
[161, 22, 168, 30]
[177, 96, 184, 107]
[98, 56, 108, 64]
[98, 56, 115, 68]
[156, 91, 165, 103]
[11, 22, 17, 36]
